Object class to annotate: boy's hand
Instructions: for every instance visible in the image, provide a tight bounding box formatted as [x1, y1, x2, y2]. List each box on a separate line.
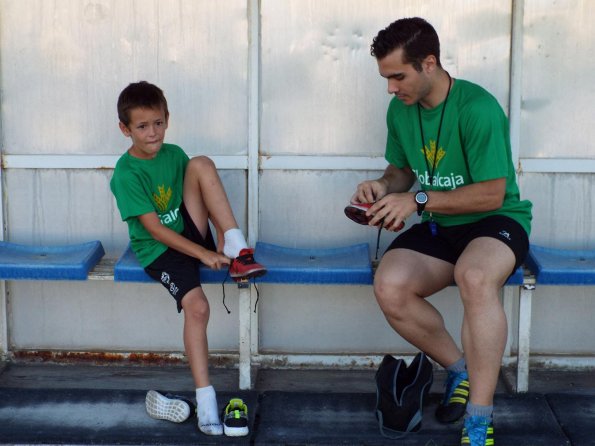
[200, 251, 231, 270]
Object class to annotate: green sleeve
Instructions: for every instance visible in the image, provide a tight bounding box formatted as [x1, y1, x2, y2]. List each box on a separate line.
[111, 166, 155, 222]
[459, 96, 510, 183]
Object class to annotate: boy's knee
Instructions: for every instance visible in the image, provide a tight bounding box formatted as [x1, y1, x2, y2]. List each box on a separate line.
[182, 291, 210, 323]
[187, 155, 215, 171]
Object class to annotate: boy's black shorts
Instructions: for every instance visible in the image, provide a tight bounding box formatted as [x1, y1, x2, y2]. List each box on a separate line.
[144, 203, 216, 313]
[386, 214, 529, 276]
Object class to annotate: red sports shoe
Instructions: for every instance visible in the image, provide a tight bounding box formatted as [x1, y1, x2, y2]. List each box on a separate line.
[344, 202, 405, 231]
[229, 248, 267, 281]
[344, 203, 374, 225]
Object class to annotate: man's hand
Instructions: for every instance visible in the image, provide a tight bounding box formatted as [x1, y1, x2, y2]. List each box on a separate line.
[351, 178, 388, 205]
[368, 192, 416, 231]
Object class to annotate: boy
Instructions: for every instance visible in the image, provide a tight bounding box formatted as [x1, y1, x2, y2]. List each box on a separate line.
[110, 81, 265, 436]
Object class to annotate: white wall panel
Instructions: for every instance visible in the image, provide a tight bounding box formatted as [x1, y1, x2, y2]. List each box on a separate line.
[521, 0, 595, 158]
[261, 0, 511, 156]
[9, 281, 239, 351]
[1, 1, 594, 360]
[0, 0, 248, 156]
[520, 173, 595, 249]
[518, 172, 595, 354]
[5, 169, 247, 257]
[530, 287, 595, 355]
[259, 285, 464, 354]
[259, 170, 423, 253]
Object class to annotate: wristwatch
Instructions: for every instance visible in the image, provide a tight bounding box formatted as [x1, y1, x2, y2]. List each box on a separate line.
[414, 191, 428, 216]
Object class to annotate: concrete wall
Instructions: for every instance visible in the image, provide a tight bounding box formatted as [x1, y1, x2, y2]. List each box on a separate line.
[1, 0, 594, 359]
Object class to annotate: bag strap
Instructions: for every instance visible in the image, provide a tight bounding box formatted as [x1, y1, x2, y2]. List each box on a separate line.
[376, 409, 423, 439]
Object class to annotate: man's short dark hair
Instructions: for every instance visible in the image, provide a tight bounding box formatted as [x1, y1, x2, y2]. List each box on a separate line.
[370, 17, 441, 71]
[117, 81, 169, 126]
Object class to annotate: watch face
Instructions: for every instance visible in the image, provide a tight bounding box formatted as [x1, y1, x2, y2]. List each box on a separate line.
[415, 191, 428, 204]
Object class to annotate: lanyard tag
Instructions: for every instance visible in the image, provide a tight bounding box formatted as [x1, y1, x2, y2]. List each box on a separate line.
[429, 220, 438, 237]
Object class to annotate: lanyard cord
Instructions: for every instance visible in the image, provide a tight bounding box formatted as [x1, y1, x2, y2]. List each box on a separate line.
[376, 73, 453, 265]
[417, 71, 452, 189]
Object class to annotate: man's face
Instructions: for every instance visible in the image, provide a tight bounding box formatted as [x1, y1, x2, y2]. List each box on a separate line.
[377, 48, 431, 106]
[119, 106, 168, 160]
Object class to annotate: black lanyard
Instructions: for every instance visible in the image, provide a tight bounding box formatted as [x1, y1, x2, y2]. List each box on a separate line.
[416, 72, 452, 236]
[417, 71, 452, 189]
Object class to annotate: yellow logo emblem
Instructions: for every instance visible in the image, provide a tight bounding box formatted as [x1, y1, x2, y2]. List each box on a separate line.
[421, 140, 446, 167]
[153, 185, 172, 213]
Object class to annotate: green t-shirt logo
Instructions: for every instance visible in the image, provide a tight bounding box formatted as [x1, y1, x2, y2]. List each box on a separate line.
[153, 185, 172, 212]
[422, 140, 446, 168]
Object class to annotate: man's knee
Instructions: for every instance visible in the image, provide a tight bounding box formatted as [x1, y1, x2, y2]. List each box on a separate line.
[373, 270, 410, 315]
[454, 265, 501, 304]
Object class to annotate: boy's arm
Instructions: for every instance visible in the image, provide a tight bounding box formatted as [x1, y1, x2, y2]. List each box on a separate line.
[138, 212, 230, 270]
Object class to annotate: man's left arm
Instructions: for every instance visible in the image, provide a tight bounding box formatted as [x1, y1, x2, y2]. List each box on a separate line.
[422, 178, 506, 215]
[368, 178, 505, 229]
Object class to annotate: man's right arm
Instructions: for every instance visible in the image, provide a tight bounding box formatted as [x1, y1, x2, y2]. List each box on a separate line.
[351, 164, 416, 204]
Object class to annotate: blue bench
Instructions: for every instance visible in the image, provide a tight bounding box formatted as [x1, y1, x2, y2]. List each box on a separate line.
[4, 239, 587, 394]
[525, 245, 595, 285]
[255, 241, 524, 285]
[0, 240, 105, 280]
[513, 245, 595, 392]
[114, 245, 228, 283]
[254, 242, 373, 285]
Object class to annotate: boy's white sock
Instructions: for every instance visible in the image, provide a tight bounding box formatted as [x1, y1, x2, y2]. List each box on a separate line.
[196, 385, 223, 436]
[223, 228, 248, 258]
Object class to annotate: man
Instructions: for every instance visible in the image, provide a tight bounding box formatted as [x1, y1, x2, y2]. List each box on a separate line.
[351, 17, 532, 446]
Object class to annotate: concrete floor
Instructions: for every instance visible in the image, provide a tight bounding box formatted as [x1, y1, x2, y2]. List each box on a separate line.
[0, 360, 594, 445]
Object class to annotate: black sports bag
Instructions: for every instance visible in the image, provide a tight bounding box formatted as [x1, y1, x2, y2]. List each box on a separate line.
[375, 351, 433, 438]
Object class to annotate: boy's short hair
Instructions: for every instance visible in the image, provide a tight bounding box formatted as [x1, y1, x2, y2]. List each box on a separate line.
[117, 81, 169, 126]
[370, 17, 441, 72]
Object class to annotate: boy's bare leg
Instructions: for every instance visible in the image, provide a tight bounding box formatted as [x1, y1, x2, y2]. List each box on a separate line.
[181, 287, 211, 388]
[374, 248, 463, 367]
[181, 287, 223, 435]
[455, 237, 515, 407]
[182, 156, 239, 242]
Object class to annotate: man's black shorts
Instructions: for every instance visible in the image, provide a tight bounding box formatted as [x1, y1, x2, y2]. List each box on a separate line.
[386, 215, 529, 275]
[144, 203, 216, 313]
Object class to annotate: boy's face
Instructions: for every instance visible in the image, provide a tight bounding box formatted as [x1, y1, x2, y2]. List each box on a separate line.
[119, 106, 169, 159]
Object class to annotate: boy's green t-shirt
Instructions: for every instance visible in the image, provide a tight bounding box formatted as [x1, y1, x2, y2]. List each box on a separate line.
[385, 79, 532, 235]
[110, 143, 189, 267]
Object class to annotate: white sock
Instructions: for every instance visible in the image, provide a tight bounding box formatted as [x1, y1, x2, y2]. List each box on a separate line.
[223, 228, 248, 258]
[195, 385, 222, 436]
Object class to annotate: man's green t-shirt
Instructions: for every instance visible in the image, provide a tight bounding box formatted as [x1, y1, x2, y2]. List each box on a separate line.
[385, 79, 532, 235]
[110, 143, 189, 267]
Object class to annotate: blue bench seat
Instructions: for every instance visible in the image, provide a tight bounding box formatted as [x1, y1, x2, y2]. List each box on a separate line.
[253, 241, 522, 286]
[506, 267, 525, 285]
[254, 242, 373, 285]
[114, 245, 228, 283]
[525, 245, 595, 285]
[0, 240, 105, 280]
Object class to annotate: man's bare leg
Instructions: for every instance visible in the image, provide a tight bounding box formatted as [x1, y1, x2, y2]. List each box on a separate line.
[455, 237, 515, 407]
[374, 248, 462, 367]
